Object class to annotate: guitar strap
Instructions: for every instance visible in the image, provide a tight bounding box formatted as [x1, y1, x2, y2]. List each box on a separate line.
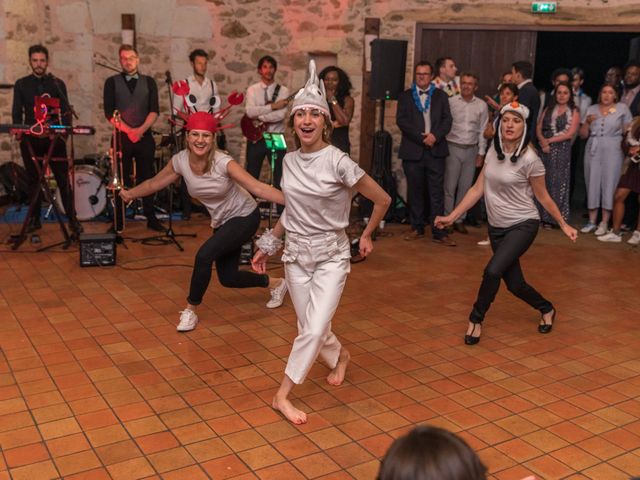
[269, 84, 281, 104]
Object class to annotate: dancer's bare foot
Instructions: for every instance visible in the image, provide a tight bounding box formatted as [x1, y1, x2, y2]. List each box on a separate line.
[272, 395, 307, 424]
[327, 348, 350, 386]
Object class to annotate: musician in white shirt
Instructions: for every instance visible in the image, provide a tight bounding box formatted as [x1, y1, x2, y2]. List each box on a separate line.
[244, 56, 290, 198]
[172, 49, 219, 115]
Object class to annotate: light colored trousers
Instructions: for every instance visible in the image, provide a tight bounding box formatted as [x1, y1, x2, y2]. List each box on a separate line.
[444, 143, 479, 217]
[584, 137, 623, 211]
[282, 230, 351, 385]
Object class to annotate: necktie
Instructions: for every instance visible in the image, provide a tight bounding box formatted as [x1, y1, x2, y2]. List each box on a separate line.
[125, 73, 139, 81]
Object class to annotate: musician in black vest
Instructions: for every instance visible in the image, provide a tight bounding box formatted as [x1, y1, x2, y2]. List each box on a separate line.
[244, 56, 290, 205]
[103, 44, 163, 231]
[12, 44, 75, 232]
[396, 61, 455, 245]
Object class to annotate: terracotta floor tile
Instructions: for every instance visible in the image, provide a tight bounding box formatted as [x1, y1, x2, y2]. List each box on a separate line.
[0, 426, 42, 449]
[274, 435, 321, 460]
[53, 449, 101, 477]
[238, 444, 285, 471]
[124, 415, 167, 438]
[106, 457, 155, 480]
[292, 452, 341, 478]
[161, 465, 210, 480]
[4, 442, 50, 468]
[223, 429, 268, 452]
[85, 424, 131, 448]
[325, 442, 375, 469]
[146, 446, 195, 473]
[46, 433, 91, 457]
[581, 462, 629, 480]
[172, 421, 216, 444]
[201, 453, 251, 479]
[95, 439, 143, 465]
[551, 445, 601, 471]
[358, 433, 394, 457]
[208, 413, 252, 436]
[38, 417, 82, 440]
[64, 467, 112, 480]
[9, 459, 59, 480]
[255, 462, 306, 480]
[494, 438, 543, 463]
[255, 420, 300, 443]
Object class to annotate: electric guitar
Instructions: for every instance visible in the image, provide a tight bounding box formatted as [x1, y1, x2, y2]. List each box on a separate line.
[241, 90, 298, 143]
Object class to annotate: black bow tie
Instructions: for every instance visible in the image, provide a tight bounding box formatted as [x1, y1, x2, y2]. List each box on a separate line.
[418, 89, 429, 95]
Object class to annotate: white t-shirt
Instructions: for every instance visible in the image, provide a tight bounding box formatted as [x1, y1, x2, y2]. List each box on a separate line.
[483, 146, 545, 228]
[171, 149, 256, 228]
[280, 145, 365, 235]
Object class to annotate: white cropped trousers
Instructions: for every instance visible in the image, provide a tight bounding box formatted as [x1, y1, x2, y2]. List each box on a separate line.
[282, 231, 351, 385]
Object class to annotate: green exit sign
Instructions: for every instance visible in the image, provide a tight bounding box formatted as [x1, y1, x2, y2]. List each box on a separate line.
[531, 1, 557, 13]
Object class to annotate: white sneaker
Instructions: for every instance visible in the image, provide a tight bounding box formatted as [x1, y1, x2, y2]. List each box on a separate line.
[628, 230, 640, 246]
[177, 309, 198, 332]
[580, 223, 596, 233]
[266, 279, 288, 308]
[477, 239, 490, 246]
[594, 222, 608, 236]
[597, 231, 622, 243]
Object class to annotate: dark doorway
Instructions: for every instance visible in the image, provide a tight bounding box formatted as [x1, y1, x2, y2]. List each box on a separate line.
[534, 31, 640, 99]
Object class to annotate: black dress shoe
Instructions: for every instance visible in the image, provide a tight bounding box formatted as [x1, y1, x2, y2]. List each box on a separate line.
[147, 217, 165, 232]
[538, 309, 555, 334]
[464, 323, 481, 345]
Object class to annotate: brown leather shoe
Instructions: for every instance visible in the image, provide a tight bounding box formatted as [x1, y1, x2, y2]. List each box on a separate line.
[404, 230, 425, 241]
[432, 235, 457, 246]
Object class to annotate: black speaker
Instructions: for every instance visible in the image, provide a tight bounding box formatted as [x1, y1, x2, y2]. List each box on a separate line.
[79, 233, 116, 267]
[369, 39, 408, 100]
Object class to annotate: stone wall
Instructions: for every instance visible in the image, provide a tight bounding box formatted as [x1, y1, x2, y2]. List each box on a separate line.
[1, 0, 639, 176]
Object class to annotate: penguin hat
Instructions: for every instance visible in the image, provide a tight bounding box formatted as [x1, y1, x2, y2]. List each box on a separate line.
[494, 101, 531, 163]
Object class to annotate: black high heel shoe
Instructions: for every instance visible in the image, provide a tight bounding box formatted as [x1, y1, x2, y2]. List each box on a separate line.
[538, 309, 556, 334]
[464, 323, 481, 345]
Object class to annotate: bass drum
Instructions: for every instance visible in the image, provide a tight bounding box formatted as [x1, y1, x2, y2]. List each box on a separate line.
[56, 165, 107, 220]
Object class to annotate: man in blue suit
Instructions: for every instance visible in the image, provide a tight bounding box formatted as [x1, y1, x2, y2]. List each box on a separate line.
[396, 61, 454, 245]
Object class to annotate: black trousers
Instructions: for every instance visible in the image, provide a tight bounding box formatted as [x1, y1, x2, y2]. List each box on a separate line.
[187, 208, 269, 305]
[470, 219, 553, 323]
[120, 133, 157, 218]
[402, 150, 447, 239]
[20, 136, 73, 221]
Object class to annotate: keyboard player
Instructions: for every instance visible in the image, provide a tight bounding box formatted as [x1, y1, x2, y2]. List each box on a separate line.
[11, 44, 76, 232]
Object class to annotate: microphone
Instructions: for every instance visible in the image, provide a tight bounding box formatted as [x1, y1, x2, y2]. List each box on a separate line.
[165, 70, 172, 85]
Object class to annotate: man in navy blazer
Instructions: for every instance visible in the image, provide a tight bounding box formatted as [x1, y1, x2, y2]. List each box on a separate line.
[397, 61, 454, 245]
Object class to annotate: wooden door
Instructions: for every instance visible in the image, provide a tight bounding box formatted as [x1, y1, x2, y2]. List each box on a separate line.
[415, 26, 537, 99]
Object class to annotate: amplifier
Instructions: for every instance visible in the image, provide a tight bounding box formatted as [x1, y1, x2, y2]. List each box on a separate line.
[79, 233, 116, 267]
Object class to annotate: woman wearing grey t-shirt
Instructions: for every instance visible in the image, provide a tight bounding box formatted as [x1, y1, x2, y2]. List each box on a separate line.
[121, 112, 288, 332]
[436, 103, 577, 345]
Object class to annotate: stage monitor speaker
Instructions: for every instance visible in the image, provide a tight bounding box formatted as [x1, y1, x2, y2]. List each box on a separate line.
[79, 233, 116, 267]
[369, 39, 408, 100]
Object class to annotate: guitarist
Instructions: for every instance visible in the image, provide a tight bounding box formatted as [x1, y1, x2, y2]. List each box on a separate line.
[244, 55, 289, 205]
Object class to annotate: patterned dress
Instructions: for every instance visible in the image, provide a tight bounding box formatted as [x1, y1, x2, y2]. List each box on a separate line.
[539, 107, 572, 224]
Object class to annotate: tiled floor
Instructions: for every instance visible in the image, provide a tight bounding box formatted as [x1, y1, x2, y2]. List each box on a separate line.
[1, 218, 639, 479]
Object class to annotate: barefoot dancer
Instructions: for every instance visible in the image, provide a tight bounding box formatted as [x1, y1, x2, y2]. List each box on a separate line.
[120, 110, 288, 332]
[435, 102, 577, 345]
[252, 61, 390, 424]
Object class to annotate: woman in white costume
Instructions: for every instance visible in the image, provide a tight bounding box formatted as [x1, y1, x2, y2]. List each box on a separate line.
[252, 61, 391, 424]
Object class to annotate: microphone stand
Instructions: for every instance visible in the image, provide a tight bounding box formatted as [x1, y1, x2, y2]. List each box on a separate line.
[135, 71, 196, 251]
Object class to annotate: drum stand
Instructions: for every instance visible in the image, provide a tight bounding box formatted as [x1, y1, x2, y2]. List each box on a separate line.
[134, 76, 196, 251]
